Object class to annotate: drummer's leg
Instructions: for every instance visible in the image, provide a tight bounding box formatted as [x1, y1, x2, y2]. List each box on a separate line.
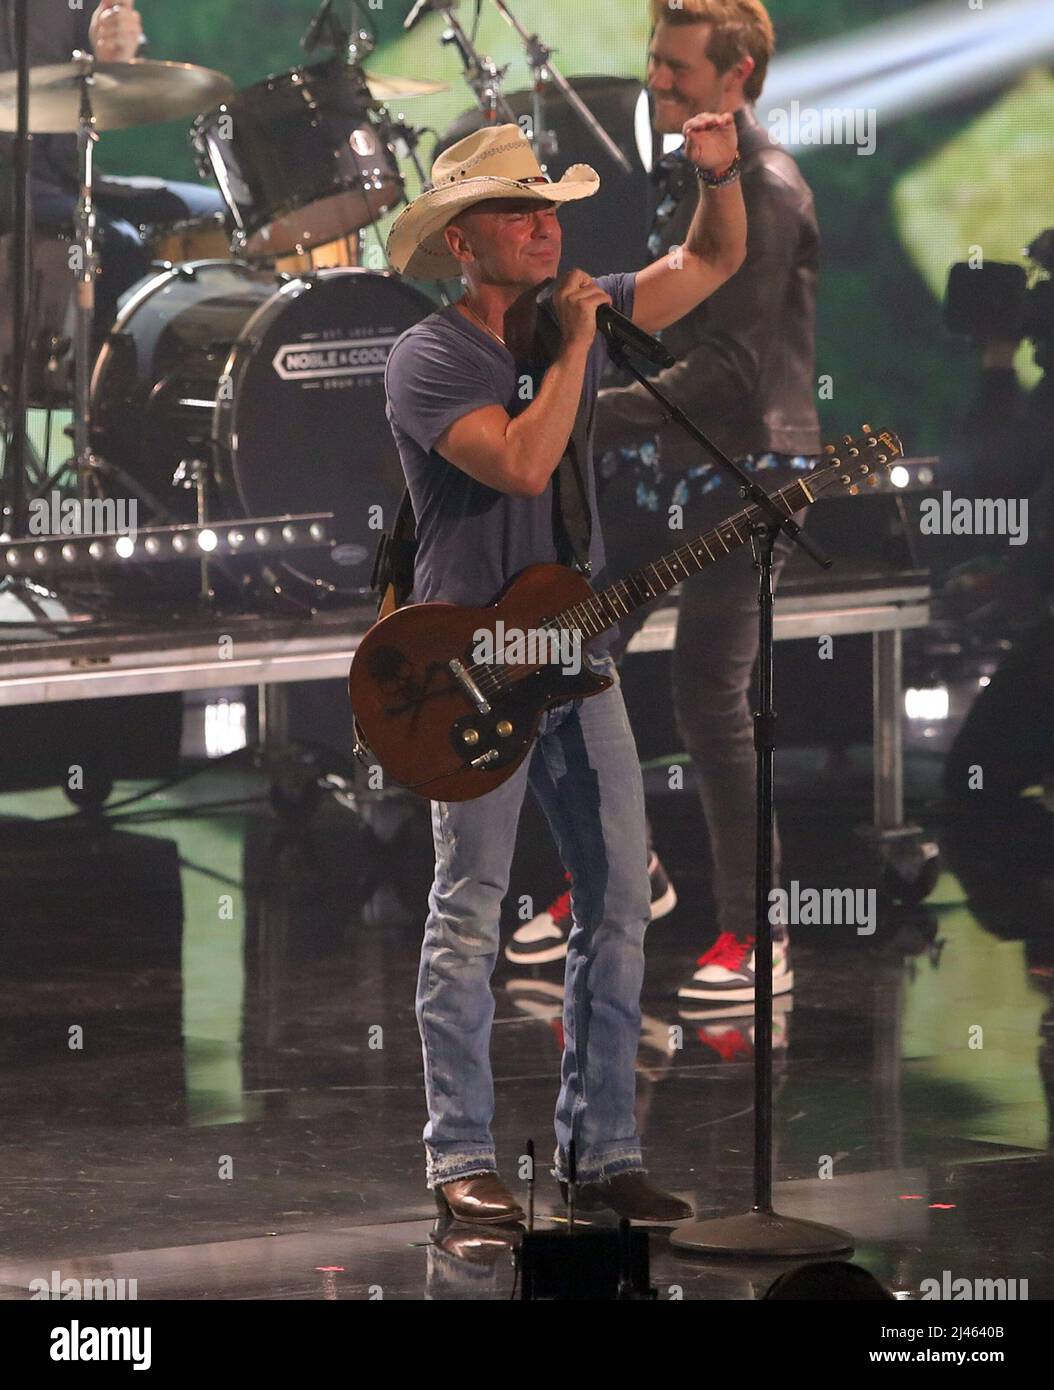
[97, 180, 226, 226]
[160, 181, 226, 222]
[29, 180, 77, 233]
[31, 181, 150, 333]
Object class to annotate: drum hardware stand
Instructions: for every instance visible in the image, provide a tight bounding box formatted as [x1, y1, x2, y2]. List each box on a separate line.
[2, 0, 31, 542]
[386, 118, 432, 190]
[0, 0, 73, 619]
[72, 445, 180, 529]
[488, 0, 632, 172]
[302, 1, 376, 75]
[606, 339, 853, 1259]
[344, 3, 378, 69]
[436, 5, 516, 126]
[71, 54, 101, 510]
[174, 457, 215, 604]
[377, 116, 456, 303]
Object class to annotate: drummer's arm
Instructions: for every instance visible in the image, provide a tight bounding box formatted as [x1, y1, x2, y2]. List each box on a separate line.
[89, 2, 145, 63]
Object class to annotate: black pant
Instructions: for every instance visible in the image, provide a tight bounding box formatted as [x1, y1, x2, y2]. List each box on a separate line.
[603, 471, 800, 942]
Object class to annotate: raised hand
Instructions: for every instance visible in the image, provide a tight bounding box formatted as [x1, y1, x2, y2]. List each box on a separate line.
[682, 112, 738, 174]
[89, 2, 145, 64]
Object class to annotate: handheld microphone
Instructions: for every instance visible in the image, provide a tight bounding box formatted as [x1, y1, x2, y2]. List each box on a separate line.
[596, 305, 675, 369]
[535, 280, 674, 368]
[405, 0, 452, 32]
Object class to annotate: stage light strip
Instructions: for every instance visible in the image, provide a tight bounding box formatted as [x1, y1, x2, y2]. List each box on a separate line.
[0, 513, 333, 574]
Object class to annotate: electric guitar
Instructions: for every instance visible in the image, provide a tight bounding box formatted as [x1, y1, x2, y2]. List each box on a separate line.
[349, 426, 904, 801]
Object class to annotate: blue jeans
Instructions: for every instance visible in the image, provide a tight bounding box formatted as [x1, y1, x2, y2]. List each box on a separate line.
[416, 652, 651, 1188]
[31, 175, 226, 333]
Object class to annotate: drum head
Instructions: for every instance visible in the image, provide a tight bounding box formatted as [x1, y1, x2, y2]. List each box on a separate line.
[195, 60, 403, 260]
[219, 268, 434, 596]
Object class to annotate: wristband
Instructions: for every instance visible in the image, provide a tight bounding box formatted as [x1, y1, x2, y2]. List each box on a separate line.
[696, 153, 742, 188]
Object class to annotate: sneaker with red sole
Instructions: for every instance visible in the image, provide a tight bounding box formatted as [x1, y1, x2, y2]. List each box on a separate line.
[503, 853, 677, 966]
[676, 931, 794, 1005]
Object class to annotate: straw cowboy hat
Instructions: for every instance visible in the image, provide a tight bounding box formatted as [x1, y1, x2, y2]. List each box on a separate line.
[386, 123, 600, 280]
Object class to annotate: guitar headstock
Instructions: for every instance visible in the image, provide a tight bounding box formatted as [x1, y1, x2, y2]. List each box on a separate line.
[811, 426, 905, 498]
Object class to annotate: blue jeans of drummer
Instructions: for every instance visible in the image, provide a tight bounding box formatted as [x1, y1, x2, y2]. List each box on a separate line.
[416, 652, 651, 1189]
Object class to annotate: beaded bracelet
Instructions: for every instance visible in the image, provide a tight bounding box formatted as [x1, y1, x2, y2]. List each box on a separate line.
[696, 153, 742, 189]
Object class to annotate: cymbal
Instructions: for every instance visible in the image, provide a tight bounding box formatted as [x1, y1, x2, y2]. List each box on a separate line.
[363, 72, 449, 101]
[0, 58, 234, 134]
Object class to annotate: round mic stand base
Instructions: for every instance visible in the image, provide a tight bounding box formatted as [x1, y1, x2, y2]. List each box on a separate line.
[670, 1208, 853, 1259]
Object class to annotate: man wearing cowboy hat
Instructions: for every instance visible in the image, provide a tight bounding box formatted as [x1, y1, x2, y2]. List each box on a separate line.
[384, 115, 745, 1225]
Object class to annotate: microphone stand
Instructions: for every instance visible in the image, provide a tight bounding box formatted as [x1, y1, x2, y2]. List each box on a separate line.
[488, 0, 632, 173]
[435, 4, 516, 127]
[605, 336, 854, 1258]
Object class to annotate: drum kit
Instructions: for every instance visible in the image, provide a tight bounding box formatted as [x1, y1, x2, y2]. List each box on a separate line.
[0, 0, 651, 611]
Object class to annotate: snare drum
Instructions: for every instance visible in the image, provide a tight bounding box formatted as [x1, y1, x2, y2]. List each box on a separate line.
[192, 57, 403, 261]
[143, 212, 232, 266]
[274, 232, 363, 277]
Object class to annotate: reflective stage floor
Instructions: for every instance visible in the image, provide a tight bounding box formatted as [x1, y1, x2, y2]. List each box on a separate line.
[1, 748, 1052, 1302]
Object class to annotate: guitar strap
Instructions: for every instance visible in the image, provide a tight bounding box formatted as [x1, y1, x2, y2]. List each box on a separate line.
[371, 303, 594, 616]
[371, 486, 417, 620]
[533, 301, 594, 575]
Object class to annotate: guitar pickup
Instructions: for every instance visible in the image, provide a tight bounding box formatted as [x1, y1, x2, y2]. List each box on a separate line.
[449, 658, 492, 715]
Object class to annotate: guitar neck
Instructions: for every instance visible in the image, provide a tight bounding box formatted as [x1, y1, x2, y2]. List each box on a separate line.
[556, 475, 818, 640]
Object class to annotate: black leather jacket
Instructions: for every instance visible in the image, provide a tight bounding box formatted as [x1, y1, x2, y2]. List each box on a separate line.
[596, 104, 822, 466]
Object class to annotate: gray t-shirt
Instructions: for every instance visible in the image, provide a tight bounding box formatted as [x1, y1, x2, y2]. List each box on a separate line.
[385, 272, 636, 612]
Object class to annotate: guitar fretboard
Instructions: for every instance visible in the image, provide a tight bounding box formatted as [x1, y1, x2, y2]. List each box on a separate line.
[554, 474, 821, 641]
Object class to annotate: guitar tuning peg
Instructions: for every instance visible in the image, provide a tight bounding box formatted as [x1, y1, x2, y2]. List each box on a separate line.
[824, 444, 837, 456]
[842, 434, 854, 446]
[861, 423, 873, 434]
[849, 485, 861, 496]
[867, 475, 880, 488]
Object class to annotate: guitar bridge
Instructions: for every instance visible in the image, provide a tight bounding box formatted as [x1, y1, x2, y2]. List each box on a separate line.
[449, 658, 492, 714]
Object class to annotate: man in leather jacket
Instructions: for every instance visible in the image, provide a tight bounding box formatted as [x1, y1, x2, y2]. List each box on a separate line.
[598, 0, 822, 1010]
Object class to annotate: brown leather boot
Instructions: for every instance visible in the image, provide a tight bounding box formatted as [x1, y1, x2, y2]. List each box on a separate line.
[435, 1172, 525, 1224]
[559, 1172, 693, 1224]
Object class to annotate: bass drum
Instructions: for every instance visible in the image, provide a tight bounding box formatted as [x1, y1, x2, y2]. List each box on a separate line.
[90, 261, 434, 599]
